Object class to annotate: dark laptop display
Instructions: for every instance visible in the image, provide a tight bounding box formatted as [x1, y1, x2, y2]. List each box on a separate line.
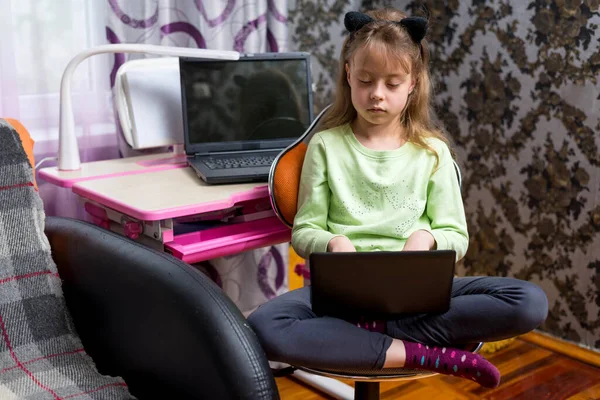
[179, 52, 314, 184]
[309, 251, 456, 320]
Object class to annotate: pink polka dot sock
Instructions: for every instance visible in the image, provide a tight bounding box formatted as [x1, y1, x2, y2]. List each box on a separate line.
[353, 318, 386, 334]
[401, 341, 501, 388]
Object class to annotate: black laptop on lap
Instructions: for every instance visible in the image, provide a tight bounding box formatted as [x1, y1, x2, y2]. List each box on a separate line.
[179, 52, 314, 184]
[309, 250, 456, 320]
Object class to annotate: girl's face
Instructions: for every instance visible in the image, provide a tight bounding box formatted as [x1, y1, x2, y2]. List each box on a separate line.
[345, 45, 415, 129]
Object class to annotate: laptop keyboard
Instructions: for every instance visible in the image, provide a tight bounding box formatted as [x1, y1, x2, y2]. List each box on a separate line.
[202, 154, 277, 170]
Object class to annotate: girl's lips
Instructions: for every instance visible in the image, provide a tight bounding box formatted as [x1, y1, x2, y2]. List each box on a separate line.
[368, 108, 385, 112]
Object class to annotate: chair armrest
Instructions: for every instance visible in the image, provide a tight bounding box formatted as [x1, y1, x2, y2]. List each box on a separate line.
[45, 216, 278, 400]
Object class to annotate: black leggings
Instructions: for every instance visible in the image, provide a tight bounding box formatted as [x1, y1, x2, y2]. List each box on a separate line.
[247, 276, 548, 370]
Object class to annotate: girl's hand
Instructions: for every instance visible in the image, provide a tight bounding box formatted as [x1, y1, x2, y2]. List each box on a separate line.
[403, 230, 436, 251]
[327, 236, 356, 252]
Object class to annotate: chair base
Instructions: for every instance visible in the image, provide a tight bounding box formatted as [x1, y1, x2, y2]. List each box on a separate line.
[355, 381, 380, 400]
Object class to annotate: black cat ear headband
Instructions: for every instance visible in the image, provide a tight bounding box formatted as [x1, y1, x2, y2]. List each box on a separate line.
[344, 11, 428, 43]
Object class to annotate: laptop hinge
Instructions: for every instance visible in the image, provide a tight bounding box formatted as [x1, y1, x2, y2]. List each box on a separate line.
[195, 148, 278, 157]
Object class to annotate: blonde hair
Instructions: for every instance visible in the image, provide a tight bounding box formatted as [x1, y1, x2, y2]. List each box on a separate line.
[320, 8, 451, 164]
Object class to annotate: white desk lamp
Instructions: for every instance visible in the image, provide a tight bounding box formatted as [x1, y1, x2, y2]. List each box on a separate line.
[58, 44, 240, 171]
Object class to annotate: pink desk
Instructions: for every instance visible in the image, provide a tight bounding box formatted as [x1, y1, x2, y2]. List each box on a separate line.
[38, 153, 291, 263]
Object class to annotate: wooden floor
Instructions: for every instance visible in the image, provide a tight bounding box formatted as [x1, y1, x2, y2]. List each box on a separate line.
[275, 339, 600, 399]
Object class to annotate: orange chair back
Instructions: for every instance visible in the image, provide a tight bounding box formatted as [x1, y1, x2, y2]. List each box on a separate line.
[268, 105, 331, 228]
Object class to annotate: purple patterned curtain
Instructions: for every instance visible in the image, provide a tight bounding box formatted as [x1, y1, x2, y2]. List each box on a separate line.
[106, 0, 289, 87]
[105, 0, 290, 315]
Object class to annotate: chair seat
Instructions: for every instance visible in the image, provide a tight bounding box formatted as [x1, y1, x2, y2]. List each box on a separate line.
[295, 342, 483, 382]
[297, 365, 436, 381]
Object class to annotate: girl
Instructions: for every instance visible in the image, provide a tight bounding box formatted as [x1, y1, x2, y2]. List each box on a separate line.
[248, 9, 548, 389]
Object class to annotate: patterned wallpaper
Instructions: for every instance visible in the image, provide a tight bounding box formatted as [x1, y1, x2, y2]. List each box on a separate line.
[288, 0, 600, 350]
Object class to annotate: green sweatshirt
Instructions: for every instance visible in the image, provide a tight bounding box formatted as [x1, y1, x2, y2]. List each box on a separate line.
[291, 124, 469, 260]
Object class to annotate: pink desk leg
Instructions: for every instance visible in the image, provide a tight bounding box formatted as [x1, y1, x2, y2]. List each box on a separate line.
[84, 202, 110, 229]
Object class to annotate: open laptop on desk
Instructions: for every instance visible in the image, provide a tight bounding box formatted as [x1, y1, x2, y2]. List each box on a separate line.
[180, 52, 314, 184]
[309, 251, 456, 320]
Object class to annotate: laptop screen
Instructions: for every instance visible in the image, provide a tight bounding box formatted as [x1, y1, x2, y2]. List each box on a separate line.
[180, 53, 313, 154]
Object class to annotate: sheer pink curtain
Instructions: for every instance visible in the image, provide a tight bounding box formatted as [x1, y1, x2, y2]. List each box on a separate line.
[0, 1, 116, 219]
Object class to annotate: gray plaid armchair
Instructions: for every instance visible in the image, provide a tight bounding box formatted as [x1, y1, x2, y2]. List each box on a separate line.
[0, 118, 278, 400]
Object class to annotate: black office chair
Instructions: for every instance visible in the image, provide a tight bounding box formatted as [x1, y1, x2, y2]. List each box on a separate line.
[45, 216, 279, 400]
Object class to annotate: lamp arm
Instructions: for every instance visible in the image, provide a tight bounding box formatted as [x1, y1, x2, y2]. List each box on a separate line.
[58, 44, 239, 170]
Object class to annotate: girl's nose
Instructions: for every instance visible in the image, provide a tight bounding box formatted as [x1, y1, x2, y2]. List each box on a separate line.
[370, 82, 384, 101]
